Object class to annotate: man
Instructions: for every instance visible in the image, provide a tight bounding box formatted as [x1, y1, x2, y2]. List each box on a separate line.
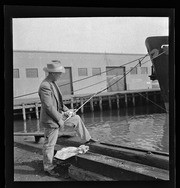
[38, 60, 96, 178]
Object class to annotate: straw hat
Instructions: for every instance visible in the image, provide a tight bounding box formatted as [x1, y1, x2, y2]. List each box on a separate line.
[43, 60, 65, 73]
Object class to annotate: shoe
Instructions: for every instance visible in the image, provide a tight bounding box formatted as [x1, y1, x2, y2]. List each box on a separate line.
[85, 138, 97, 144]
[45, 169, 60, 177]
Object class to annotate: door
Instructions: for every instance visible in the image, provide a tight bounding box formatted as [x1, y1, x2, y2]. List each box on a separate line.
[106, 66, 126, 92]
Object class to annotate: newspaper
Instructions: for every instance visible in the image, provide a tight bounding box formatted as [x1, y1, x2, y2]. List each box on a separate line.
[54, 145, 89, 160]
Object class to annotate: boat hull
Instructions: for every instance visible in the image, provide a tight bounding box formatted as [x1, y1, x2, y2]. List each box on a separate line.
[145, 36, 169, 111]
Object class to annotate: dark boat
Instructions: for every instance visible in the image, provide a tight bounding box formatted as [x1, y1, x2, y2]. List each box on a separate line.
[145, 36, 169, 112]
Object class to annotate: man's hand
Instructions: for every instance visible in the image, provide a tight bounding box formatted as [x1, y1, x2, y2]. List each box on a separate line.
[58, 119, 64, 131]
[64, 109, 76, 118]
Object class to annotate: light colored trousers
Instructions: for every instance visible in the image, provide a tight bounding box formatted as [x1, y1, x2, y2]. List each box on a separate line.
[43, 115, 91, 171]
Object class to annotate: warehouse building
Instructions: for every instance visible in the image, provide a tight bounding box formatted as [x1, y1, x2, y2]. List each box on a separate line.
[13, 50, 159, 99]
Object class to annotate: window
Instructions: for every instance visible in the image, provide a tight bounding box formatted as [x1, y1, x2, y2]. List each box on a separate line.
[26, 68, 38, 78]
[141, 67, 148, 74]
[92, 68, 101, 76]
[13, 69, 19, 78]
[78, 68, 88, 76]
[130, 67, 137, 75]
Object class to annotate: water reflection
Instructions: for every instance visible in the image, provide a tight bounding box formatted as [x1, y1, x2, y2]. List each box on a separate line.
[13, 105, 169, 152]
[80, 106, 169, 153]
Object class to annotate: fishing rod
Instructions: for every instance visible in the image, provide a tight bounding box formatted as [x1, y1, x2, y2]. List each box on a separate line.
[64, 90, 102, 122]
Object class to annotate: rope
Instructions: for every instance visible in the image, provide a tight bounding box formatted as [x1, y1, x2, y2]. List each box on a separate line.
[14, 50, 168, 112]
[74, 54, 148, 93]
[71, 50, 168, 113]
[13, 54, 148, 99]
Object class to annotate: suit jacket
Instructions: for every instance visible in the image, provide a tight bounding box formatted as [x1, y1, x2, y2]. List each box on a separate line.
[38, 77, 69, 128]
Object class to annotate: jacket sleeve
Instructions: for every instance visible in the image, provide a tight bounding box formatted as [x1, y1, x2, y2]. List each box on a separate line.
[39, 83, 63, 123]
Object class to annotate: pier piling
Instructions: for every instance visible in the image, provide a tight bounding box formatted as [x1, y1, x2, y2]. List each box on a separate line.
[132, 94, 135, 107]
[108, 96, 112, 110]
[35, 103, 39, 119]
[99, 96, 103, 111]
[116, 95, 120, 109]
[125, 94, 128, 108]
[22, 104, 26, 121]
[71, 98, 74, 109]
[14, 89, 163, 119]
[90, 99, 94, 112]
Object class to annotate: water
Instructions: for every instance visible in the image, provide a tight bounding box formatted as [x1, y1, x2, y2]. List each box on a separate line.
[14, 105, 169, 153]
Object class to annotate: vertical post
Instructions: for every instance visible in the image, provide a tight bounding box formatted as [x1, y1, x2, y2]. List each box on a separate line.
[36, 120, 40, 132]
[108, 96, 112, 110]
[80, 98, 84, 113]
[125, 94, 128, 108]
[116, 94, 119, 109]
[132, 93, 135, 107]
[90, 98, 94, 112]
[23, 121, 27, 133]
[22, 104, 26, 121]
[35, 103, 39, 119]
[71, 98, 74, 109]
[99, 96, 103, 111]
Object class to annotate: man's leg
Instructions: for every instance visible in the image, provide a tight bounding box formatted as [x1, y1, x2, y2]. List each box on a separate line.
[43, 127, 59, 172]
[64, 115, 91, 143]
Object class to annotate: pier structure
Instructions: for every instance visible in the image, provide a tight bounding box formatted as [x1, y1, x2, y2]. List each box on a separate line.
[14, 88, 164, 121]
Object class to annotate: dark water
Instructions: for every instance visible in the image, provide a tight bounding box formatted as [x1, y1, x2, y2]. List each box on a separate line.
[14, 105, 169, 153]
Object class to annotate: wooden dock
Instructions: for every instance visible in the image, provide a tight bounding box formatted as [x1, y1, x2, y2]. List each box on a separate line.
[14, 88, 164, 120]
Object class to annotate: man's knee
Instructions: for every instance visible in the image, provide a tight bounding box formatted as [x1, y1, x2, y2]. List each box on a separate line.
[74, 114, 80, 120]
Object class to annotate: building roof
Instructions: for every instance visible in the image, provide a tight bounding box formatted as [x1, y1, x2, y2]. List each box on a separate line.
[13, 50, 147, 56]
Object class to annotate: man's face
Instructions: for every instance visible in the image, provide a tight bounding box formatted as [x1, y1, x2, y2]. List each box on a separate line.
[52, 72, 62, 81]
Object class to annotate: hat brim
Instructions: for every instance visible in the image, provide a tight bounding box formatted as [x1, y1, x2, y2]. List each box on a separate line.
[43, 66, 65, 73]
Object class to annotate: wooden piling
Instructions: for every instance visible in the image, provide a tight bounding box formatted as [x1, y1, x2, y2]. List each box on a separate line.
[99, 96, 103, 111]
[125, 94, 128, 107]
[90, 98, 94, 112]
[116, 94, 119, 109]
[35, 103, 39, 119]
[108, 96, 112, 110]
[23, 121, 27, 133]
[132, 94, 135, 107]
[36, 120, 40, 132]
[22, 104, 26, 121]
[71, 98, 74, 109]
